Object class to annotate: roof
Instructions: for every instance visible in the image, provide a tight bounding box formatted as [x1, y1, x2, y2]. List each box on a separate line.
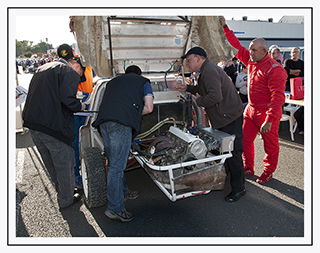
[279, 16, 304, 24]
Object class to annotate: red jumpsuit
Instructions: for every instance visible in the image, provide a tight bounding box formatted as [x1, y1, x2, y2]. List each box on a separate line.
[224, 26, 287, 174]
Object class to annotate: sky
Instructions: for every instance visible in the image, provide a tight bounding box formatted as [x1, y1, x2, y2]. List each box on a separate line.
[12, 8, 294, 49]
[15, 16, 77, 48]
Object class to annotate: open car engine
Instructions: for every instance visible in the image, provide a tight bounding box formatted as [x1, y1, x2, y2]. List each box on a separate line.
[133, 125, 234, 167]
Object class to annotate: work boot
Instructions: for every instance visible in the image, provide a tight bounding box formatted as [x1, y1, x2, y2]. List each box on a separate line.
[256, 171, 273, 183]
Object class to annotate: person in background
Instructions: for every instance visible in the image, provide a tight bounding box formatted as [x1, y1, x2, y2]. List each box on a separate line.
[284, 47, 304, 91]
[269, 45, 284, 64]
[92, 65, 153, 222]
[224, 57, 238, 85]
[58, 44, 97, 190]
[235, 63, 248, 103]
[270, 47, 282, 64]
[73, 56, 96, 189]
[22, 44, 86, 210]
[174, 46, 246, 203]
[294, 107, 304, 135]
[221, 17, 287, 184]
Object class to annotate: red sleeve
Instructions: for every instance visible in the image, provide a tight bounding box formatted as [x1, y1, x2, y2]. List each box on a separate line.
[265, 66, 287, 123]
[224, 26, 250, 66]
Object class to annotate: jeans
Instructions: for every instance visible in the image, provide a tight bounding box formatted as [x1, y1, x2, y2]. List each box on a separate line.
[99, 121, 131, 212]
[73, 114, 87, 188]
[29, 130, 75, 208]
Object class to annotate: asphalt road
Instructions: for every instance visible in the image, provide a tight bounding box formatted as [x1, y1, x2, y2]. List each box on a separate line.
[13, 72, 308, 245]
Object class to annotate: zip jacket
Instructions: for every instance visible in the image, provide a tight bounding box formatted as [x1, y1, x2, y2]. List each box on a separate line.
[23, 60, 82, 146]
[224, 26, 287, 124]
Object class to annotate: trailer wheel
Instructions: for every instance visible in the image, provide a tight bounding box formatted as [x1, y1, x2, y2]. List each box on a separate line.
[81, 147, 107, 208]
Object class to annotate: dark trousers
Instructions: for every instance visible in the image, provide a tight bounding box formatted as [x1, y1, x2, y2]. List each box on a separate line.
[294, 107, 304, 132]
[218, 115, 245, 193]
[29, 130, 75, 208]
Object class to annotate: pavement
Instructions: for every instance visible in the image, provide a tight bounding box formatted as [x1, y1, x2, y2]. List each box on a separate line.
[11, 72, 311, 246]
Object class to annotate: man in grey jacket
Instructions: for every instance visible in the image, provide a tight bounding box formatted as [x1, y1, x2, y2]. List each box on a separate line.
[174, 46, 245, 202]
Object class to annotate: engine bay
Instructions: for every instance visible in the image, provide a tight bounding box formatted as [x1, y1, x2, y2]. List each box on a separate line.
[133, 125, 234, 167]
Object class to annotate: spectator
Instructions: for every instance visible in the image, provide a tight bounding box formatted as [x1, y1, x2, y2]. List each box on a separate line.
[224, 57, 238, 84]
[221, 17, 287, 184]
[294, 107, 304, 135]
[73, 55, 96, 189]
[235, 64, 248, 103]
[92, 65, 154, 222]
[59, 46, 97, 190]
[22, 44, 86, 210]
[174, 46, 246, 202]
[270, 47, 282, 64]
[284, 47, 304, 91]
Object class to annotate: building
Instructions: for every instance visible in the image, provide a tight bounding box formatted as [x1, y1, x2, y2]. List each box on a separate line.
[226, 16, 304, 49]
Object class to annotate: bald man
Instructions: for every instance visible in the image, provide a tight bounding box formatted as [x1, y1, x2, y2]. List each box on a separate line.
[221, 17, 287, 183]
[284, 47, 304, 91]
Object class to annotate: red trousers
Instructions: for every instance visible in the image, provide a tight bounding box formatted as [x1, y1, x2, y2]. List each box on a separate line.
[242, 105, 281, 174]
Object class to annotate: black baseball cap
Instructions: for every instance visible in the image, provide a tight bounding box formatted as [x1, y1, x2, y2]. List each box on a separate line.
[58, 44, 74, 61]
[181, 46, 207, 59]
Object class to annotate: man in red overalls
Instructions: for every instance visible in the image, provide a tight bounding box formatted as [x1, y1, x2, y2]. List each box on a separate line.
[221, 17, 287, 183]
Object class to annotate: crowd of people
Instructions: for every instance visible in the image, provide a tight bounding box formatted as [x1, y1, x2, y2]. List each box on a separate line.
[16, 56, 59, 74]
[21, 16, 304, 223]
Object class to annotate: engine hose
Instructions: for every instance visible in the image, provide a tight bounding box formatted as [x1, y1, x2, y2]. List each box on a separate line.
[132, 144, 169, 158]
[134, 118, 184, 140]
[192, 95, 207, 129]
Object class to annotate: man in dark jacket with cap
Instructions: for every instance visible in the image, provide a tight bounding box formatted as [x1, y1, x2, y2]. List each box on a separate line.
[174, 46, 246, 202]
[22, 44, 86, 210]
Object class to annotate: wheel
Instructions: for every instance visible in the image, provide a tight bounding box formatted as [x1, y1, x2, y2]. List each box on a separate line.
[81, 147, 107, 208]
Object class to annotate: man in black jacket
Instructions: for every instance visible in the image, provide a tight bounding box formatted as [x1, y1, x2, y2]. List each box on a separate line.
[92, 65, 153, 222]
[22, 44, 86, 210]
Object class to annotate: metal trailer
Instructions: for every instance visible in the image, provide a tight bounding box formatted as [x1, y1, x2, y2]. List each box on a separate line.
[79, 74, 235, 207]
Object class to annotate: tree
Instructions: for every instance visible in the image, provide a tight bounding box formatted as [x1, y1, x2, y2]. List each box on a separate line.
[16, 39, 53, 57]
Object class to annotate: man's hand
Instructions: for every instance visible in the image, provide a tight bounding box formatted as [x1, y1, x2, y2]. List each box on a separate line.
[81, 102, 86, 111]
[290, 69, 301, 76]
[260, 121, 272, 134]
[220, 16, 226, 27]
[173, 82, 188, 92]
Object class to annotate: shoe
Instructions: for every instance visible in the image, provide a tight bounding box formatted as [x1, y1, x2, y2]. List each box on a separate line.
[244, 167, 254, 175]
[74, 187, 83, 194]
[104, 209, 133, 222]
[299, 131, 304, 135]
[225, 189, 246, 202]
[59, 193, 81, 210]
[256, 172, 273, 183]
[124, 190, 139, 202]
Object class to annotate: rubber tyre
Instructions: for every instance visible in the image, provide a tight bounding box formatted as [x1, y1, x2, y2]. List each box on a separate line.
[81, 147, 107, 208]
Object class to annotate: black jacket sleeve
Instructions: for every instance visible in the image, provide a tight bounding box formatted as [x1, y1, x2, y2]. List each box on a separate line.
[60, 66, 82, 113]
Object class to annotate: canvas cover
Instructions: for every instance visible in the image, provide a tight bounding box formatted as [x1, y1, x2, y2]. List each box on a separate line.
[71, 16, 236, 77]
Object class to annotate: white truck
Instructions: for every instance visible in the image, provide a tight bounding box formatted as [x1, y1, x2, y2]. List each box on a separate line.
[73, 16, 236, 208]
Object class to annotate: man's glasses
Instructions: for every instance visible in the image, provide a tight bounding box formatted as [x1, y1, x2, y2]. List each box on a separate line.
[185, 55, 197, 62]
